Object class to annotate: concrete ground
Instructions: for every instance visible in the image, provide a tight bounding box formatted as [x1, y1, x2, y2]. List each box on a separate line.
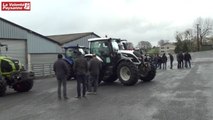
[0, 50, 213, 120]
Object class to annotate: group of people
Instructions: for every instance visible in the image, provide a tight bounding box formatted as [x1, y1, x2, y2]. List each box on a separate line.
[176, 52, 192, 69]
[150, 51, 192, 70]
[53, 52, 102, 100]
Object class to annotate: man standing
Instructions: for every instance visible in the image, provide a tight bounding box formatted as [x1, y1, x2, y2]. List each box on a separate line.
[88, 54, 102, 95]
[73, 52, 88, 98]
[184, 52, 192, 68]
[161, 53, 167, 70]
[53, 54, 69, 100]
[157, 54, 162, 69]
[179, 52, 184, 68]
[176, 52, 181, 69]
[168, 53, 174, 69]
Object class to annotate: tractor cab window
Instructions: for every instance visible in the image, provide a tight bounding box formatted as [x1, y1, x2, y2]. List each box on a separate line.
[90, 41, 110, 56]
[90, 41, 111, 63]
[111, 40, 119, 51]
[65, 48, 85, 59]
[1, 60, 12, 72]
[65, 48, 76, 59]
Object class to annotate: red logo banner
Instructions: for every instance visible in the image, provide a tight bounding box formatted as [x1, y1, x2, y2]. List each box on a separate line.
[1, 2, 31, 11]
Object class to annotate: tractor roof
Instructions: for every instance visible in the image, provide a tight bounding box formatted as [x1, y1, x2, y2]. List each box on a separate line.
[63, 45, 88, 49]
[88, 38, 127, 42]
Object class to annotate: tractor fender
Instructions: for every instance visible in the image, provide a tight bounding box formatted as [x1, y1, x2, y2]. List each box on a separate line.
[115, 55, 133, 71]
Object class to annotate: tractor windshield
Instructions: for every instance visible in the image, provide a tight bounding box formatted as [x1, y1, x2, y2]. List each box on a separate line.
[90, 41, 110, 56]
[65, 48, 85, 59]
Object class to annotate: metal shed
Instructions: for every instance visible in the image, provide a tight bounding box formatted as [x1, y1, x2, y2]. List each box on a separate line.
[0, 17, 62, 76]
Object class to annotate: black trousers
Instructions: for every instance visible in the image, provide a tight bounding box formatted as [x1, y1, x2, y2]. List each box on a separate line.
[88, 75, 99, 92]
[170, 61, 173, 69]
[76, 74, 86, 97]
[57, 78, 67, 98]
[177, 61, 181, 69]
[185, 60, 191, 68]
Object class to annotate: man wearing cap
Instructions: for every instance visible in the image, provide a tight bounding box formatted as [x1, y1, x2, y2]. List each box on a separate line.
[73, 52, 88, 98]
[53, 54, 69, 100]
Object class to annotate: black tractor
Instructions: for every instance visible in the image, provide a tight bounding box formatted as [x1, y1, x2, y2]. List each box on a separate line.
[0, 43, 34, 96]
[87, 38, 156, 86]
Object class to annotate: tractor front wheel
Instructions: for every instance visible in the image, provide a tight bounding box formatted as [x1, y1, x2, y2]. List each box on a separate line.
[140, 64, 156, 82]
[13, 79, 33, 92]
[117, 61, 138, 86]
[0, 79, 7, 96]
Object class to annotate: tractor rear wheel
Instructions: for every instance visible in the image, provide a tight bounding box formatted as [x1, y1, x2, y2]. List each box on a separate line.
[13, 79, 33, 92]
[0, 79, 7, 96]
[117, 61, 138, 86]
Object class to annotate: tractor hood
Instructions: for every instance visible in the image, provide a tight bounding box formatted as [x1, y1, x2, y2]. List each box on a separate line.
[118, 50, 134, 54]
[118, 50, 141, 64]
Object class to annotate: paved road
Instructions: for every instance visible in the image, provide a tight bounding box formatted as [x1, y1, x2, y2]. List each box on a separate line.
[0, 50, 213, 120]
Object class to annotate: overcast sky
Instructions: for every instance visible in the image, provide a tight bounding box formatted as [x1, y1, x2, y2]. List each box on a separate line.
[1, 0, 213, 46]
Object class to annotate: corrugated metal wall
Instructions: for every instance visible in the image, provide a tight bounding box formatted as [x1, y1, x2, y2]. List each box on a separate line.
[30, 53, 58, 64]
[0, 39, 26, 64]
[0, 19, 27, 39]
[27, 33, 62, 53]
[0, 19, 62, 54]
[63, 34, 99, 48]
[30, 53, 58, 77]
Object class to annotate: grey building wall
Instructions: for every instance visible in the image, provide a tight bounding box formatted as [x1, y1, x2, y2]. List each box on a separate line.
[0, 18, 62, 54]
[30, 53, 58, 64]
[27, 33, 62, 53]
[0, 19, 27, 39]
[0, 39, 26, 64]
[63, 34, 99, 48]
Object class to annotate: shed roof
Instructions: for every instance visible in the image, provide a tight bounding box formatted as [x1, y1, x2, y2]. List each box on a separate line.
[161, 43, 176, 46]
[47, 32, 100, 45]
[0, 17, 60, 45]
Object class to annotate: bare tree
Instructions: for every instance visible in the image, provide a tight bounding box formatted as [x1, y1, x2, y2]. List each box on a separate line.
[194, 17, 213, 45]
[158, 39, 169, 46]
[184, 29, 193, 41]
[126, 42, 134, 50]
[136, 41, 152, 50]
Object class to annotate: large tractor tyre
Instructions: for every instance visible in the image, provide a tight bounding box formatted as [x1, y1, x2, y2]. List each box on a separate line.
[13, 79, 33, 92]
[0, 80, 7, 96]
[103, 74, 118, 83]
[117, 61, 138, 86]
[140, 64, 156, 82]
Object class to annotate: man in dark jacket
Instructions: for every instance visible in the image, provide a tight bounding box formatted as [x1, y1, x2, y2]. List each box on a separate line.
[179, 52, 184, 68]
[73, 52, 88, 98]
[88, 54, 102, 95]
[168, 53, 174, 69]
[176, 52, 181, 69]
[53, 54, 69, 100]
[184, 52, 192, 68]
[157, 55, 162, 69]
[161, 53, 167, 70]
